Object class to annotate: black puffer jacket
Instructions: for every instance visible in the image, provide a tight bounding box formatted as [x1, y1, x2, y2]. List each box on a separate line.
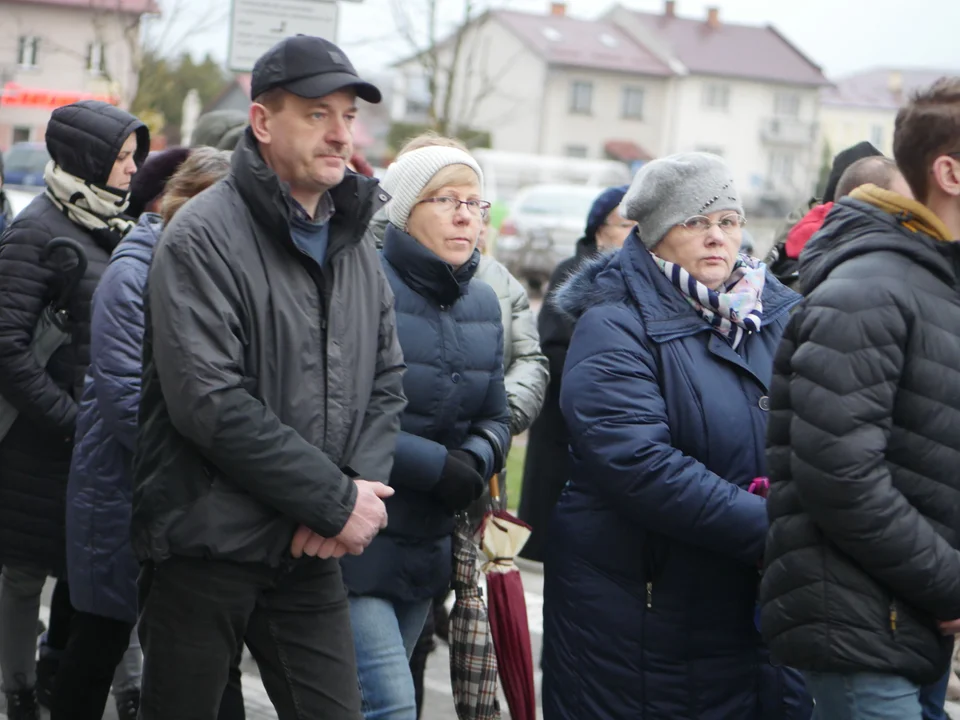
[0, 101, 147, 573]
[517, 236, 596, 561]
[760, 197, 960, 685]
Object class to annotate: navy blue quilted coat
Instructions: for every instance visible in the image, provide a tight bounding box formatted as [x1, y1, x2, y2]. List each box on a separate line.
[66, 213, 160, 624]
[340, 224, 511, 602]
[541, 232, 811, 720]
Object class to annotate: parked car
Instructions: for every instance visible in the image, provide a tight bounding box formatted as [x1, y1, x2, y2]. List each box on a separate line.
[494, 184, 604, 290]
[4, 186, 42, 218]
[3, 142, 50, 188]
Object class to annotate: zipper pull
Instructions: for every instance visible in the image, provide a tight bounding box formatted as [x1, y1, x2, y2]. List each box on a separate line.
[646, 581, 653, 609]
[889, 603, 898, 632]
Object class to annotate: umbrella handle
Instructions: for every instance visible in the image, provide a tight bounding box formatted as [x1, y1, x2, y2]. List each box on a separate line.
[41, 237, 89, 312]
[490, 474, 501, 504]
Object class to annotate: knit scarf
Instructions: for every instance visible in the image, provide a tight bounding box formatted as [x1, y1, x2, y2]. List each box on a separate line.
[653, 253, 766, 349]
[43, 161, 135, 247]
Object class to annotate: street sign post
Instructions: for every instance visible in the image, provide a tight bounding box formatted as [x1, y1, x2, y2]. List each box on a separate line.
[228, 0, 339, 73]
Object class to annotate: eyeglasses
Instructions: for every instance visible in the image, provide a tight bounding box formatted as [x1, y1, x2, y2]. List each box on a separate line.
[418, 196, 492, 217]
[677, 213, 746, 236]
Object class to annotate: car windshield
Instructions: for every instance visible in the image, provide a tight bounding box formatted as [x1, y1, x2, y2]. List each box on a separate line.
[517, 188, 600, 219]
[4, 146, 50, 173]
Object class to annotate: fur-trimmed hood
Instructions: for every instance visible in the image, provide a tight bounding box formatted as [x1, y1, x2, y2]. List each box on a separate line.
[552, 232, 799, 336]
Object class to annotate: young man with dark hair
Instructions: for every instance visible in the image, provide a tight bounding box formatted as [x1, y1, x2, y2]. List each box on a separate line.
[133, 35, 406, 719]
[761, 76, 960, 719]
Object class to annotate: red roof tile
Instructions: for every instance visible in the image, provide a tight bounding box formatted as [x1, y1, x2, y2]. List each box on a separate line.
[623, 9, 827, 87]
[4, 0, 159, 14]
[822, 68, 958, 110]
[493, 10, 672, 77]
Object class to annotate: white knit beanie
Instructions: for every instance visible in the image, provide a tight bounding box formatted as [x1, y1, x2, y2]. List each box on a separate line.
[381, 146, 484, 231]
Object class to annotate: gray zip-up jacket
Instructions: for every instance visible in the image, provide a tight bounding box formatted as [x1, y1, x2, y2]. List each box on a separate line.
[132, 132, 406, 566]
[475, 254, 548, 435]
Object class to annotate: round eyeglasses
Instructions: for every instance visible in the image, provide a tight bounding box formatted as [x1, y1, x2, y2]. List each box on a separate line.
[418, 196, 492, 218]
[678, 213, 746, 236]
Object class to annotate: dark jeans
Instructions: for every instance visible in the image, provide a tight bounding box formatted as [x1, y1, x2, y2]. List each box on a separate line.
[138, 555, 361, 720]
[50, 611, 131, 720]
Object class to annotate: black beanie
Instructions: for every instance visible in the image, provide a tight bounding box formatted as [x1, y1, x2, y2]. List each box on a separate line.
[823, 141, 883, 203]
[127, 146, 192, 219]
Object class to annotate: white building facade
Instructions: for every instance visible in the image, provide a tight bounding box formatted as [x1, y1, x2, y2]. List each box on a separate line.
[392, 1, 828, 213]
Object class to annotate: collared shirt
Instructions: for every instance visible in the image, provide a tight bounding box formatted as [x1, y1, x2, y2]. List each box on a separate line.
[290, 192, 335, 269]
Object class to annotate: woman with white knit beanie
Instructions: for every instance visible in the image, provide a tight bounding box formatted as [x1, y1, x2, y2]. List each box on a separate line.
[339, 146, 511, 720]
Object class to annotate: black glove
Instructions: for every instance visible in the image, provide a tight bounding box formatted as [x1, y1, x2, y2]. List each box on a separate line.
[435, 450, 484, 513]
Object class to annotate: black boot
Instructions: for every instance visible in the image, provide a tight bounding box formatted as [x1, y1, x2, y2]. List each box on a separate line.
[34, 653, 59, 708]
[4, 687, 39, 720]
[115, 688, 140, 720]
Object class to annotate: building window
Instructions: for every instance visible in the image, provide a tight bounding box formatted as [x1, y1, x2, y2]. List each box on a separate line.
[702, 83, 730, 111]
[17, 36, 40, 68]
[769, 151, 796, 185]
[403, 74, 431, 118]
[870, 124, 884, 149]
[87, 41, 106, 75]
[621, 86, 645, 120]
[569, 81, 593, 115]
[774, 92, 801, 118]
[12, 127, 31, 144]
[565, 144, 588, 158]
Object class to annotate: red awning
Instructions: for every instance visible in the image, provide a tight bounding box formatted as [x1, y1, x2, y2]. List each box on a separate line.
[604, 139, 654, 163]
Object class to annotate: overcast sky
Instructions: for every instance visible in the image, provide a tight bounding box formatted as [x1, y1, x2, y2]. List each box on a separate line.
[174, 0, 960, 80]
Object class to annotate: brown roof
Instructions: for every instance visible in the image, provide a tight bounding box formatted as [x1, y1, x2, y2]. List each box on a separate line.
[822, 68, 958, 110]
[492, 9, 672, 77]
[621, 8, 827, 87]
[4, 0, 159, 13]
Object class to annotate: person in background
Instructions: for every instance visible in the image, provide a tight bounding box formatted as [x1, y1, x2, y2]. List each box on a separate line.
[765, 141, 882, 290]
[542, 153, 810, 719]
[55, 148, 233, 720]
[0, 154, 12, 235]
[349, 152, 376, 178]
[342, 145, 510, 720]
[761, 77, 960, 720]
[126, 146, 192, 219]
[189, 109, 248, 151]
[133, 35, 404, 719]
[0, 100, 148, 720]
[517, 184, 632, 562]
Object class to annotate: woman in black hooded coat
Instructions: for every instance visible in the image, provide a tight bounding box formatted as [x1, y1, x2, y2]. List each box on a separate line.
[0, 100, 147, 718]
[518, 185, 631, 562]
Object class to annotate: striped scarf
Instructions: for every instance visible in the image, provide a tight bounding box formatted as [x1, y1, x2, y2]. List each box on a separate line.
[653, 253, 766, 349]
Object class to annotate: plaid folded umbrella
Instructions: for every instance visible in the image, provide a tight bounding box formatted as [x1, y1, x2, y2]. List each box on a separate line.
[449, 516, 501, 720]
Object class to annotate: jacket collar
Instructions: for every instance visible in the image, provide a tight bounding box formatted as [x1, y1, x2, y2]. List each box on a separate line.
[230, 129, 387, 261]
[382, 223, 480, 306]
[851, 184, 954, 241]
[619, 230, 799, 344]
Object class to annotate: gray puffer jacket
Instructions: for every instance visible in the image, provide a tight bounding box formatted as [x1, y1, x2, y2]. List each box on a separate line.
[475, 254, 548, 435]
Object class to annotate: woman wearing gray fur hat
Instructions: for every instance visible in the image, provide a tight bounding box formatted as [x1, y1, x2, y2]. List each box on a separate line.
[540, 152, 812, 719]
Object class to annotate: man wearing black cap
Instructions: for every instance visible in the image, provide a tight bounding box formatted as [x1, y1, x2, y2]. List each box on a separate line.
[133, 36, 405, 719]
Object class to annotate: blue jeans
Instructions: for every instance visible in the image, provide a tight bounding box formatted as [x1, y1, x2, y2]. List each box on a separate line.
[805, 670, 951, 720]
[349, 595, 432, 720]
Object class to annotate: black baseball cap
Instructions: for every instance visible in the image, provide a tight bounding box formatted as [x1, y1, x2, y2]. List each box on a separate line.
[251, 35, 382, 104]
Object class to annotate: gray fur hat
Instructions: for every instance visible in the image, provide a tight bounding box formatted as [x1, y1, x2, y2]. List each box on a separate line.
[620, 152, 742, 249]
